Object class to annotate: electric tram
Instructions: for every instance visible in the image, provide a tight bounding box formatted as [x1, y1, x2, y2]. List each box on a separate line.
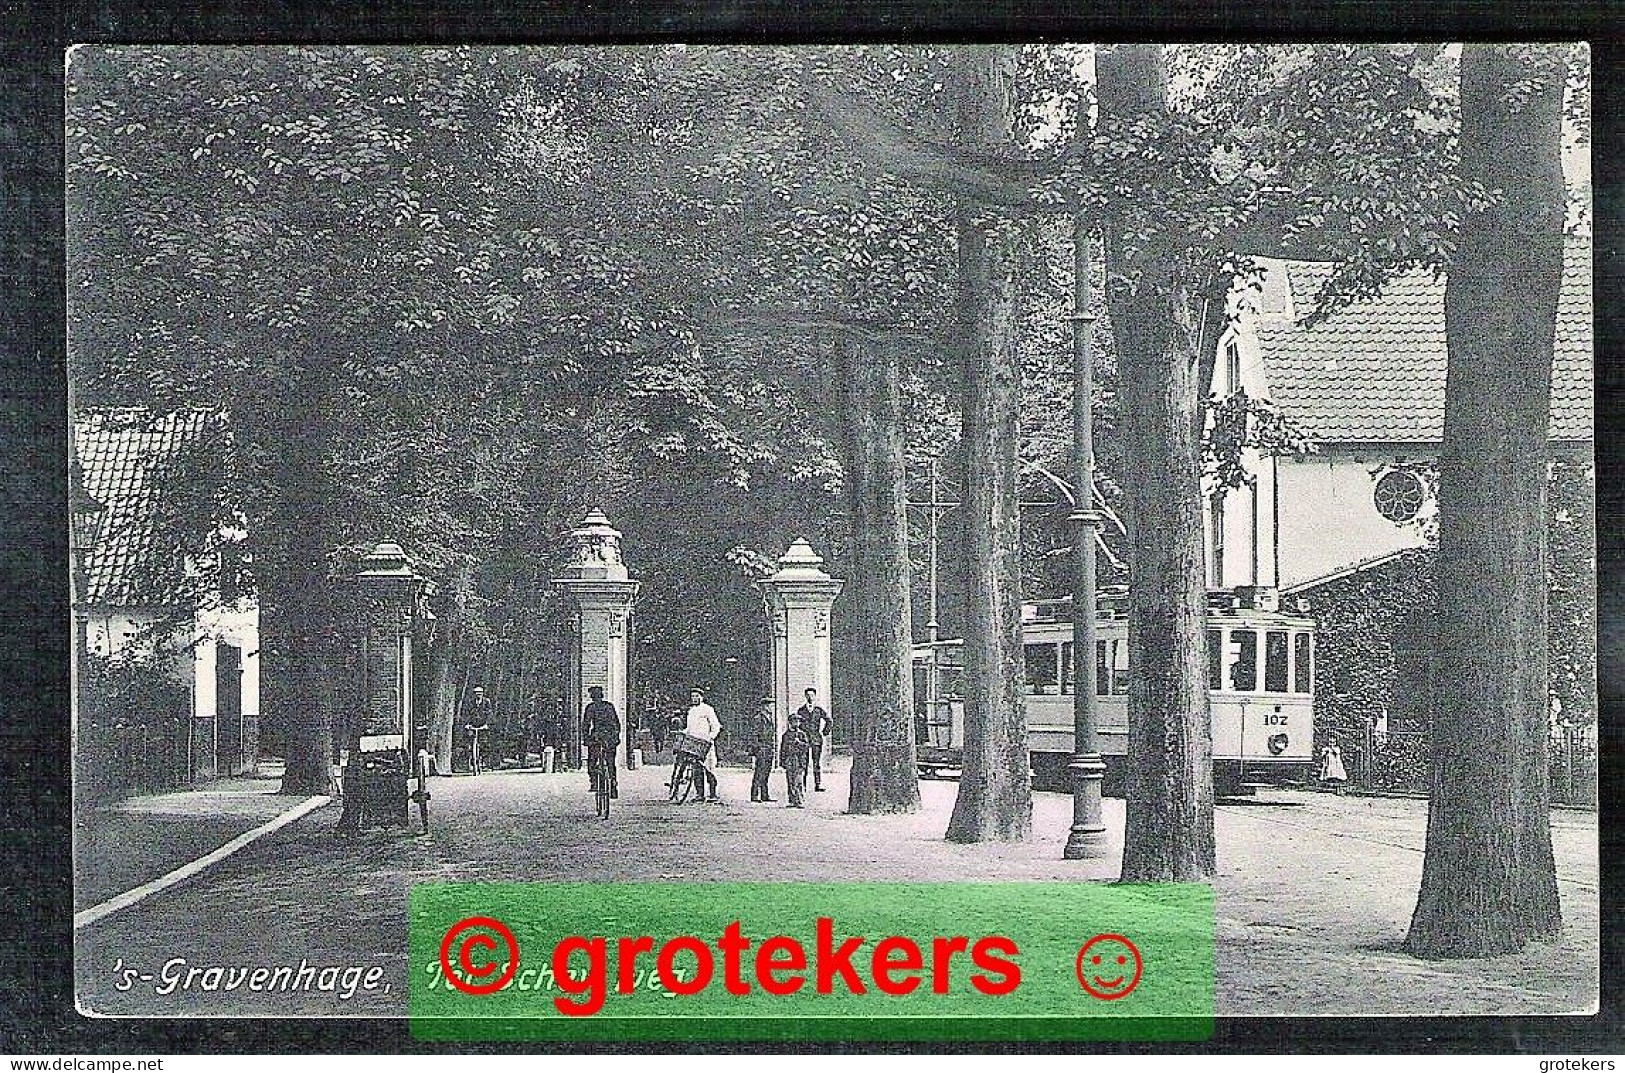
[912, 585, 1316, 795]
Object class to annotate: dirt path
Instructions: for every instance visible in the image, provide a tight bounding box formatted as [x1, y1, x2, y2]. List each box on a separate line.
[75, 760, 1597, 1019]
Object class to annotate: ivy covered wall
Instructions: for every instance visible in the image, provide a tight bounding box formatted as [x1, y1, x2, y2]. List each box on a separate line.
[1296, 548, 1436, 748]
[1293, 459, 1595, 797]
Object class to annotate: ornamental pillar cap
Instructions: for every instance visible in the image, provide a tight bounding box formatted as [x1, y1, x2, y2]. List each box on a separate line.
[770, 538, 832, 583]
[576, 507, 618, 535]
[359, 541, 417, 579]
[557, 508, 630, 582]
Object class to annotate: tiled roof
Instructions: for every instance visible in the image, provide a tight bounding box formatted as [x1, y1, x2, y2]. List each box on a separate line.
[1252, 240, 1593, 443]
[72, 409, 229, 607]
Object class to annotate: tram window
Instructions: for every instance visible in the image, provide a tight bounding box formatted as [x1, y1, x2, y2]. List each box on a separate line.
[1207, 630, 1223, 690]
[1294, 632, 1313, 693]
[1265, 630, 1289, 692]
[1060, 642, 1074, 694]
[1095, 640, 1129, 695]
[1025, 643, 1060, 695]
[1229, 629, 1258, 691]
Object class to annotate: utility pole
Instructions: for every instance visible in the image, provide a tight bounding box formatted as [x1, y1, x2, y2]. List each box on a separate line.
[926, 456, 941, 724]
[1064, 214, 1110, 861]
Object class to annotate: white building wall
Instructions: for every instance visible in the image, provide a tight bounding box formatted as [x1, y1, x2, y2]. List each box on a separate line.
[81, 598, 261, 778]
[85, 610, 168, 661]
[1203, 326, 1281, 590]
[199, 601, 260, 719]
[1275, 450, 1433, 589]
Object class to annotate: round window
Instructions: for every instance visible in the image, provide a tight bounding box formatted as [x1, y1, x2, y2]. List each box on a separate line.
[1373, 469, 1426, 523]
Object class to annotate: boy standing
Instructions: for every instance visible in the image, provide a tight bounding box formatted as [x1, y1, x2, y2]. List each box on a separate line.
[780, 718, 811, 808]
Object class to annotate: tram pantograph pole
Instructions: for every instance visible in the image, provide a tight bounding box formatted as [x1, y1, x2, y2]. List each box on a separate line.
[1064, 215, 1110, 861]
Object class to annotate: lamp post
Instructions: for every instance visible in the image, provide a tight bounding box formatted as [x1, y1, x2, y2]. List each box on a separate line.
[926, 458, 942, 723]
[723, 655, 741, 742]
[1064, 218, 1110, 861]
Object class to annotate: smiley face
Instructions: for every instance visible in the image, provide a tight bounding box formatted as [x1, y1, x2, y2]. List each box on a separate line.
[1074, 933, 1143, 1000]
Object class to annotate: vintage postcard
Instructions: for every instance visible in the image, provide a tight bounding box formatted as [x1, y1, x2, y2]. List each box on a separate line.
[63, 43, 1596, 1047]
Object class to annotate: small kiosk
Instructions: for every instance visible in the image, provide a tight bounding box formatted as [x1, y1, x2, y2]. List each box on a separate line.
[340, 541, 430, 832]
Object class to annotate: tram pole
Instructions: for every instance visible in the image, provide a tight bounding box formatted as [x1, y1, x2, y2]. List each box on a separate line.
[1064, 215, 1110, 861]
[926, 457, 941, 722]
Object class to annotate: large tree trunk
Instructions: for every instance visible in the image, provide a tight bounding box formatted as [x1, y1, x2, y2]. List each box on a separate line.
[1405, 44, 1566, 957]
[268, 507, 338, 795]
[424, 641, 457, 774]
[266, 344, 344, 796]
[834, 337, 922, 814]
[945, 46, 1032, 844]
[424, 567, 475, 776]
[1097, 44, 1216, 881]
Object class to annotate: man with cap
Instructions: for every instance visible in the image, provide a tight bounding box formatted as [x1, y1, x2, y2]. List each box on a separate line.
[684, 688, 722, 803]
[581, 685, 621, 800]
[749, 697, 778, 802]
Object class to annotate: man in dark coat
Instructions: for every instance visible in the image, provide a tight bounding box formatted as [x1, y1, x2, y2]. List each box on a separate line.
[749, 697, 778, 802]
[650, 701, 670, 755]
[793, 687, 833, 792]
[537, 696, 562, 758]
[581, 685, 621, 799]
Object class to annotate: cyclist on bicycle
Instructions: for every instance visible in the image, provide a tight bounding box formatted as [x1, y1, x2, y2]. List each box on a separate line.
[582, 685, 621, 801]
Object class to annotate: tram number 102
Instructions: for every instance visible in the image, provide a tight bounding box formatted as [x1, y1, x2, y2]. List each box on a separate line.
[1261, 711, 1290, 726]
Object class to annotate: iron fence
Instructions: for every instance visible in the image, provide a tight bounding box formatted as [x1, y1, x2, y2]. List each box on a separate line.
[1337, 721, 1596, 809]
[1549, 722, 1598, 809]
[75, 711, 193, 805]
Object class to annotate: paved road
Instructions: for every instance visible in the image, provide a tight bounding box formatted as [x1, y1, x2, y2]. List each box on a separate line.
[74, 761, 1597, 1020]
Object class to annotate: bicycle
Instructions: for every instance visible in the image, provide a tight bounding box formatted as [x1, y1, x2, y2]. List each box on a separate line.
[590, 751, 613, 820]
[667, 753, 699, 804]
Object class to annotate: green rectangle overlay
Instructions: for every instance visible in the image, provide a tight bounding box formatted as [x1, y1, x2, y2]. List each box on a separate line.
[409, 881, 1213, 1042]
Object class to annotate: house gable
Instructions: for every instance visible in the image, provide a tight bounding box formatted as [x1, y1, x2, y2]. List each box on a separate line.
[73, 408, 231, 609]
[1247, 240, 1592, 444]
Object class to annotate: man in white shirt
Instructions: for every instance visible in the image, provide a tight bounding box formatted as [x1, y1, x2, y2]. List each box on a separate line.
[684, 688, 722, 803]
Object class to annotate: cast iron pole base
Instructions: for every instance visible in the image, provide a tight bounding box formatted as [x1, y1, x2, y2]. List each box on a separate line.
[1064, 752, 1111, 859]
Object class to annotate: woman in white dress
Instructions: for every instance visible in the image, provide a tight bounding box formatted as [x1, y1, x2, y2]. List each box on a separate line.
[1319, 743, 1348, 792]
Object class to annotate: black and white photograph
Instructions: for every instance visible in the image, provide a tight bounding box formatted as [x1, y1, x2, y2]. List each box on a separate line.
[60, 40, 1598, 1036]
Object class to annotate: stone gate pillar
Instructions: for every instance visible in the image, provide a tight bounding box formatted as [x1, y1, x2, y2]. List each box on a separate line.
[551, 509, 640, 767]
[758, 539, 843, 744]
